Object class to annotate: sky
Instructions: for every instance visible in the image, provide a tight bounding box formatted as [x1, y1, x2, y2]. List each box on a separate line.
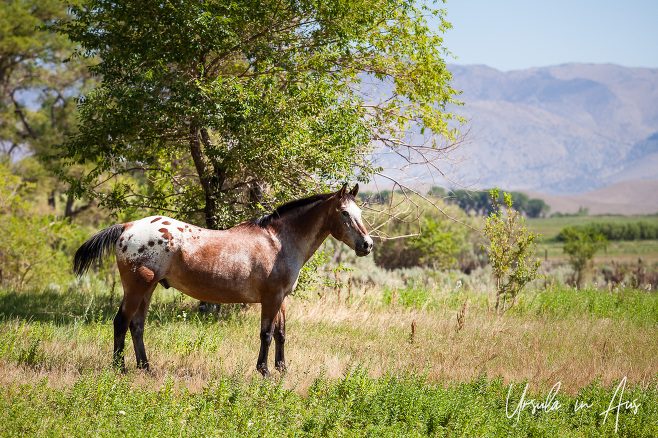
[438, 0, 658, 71]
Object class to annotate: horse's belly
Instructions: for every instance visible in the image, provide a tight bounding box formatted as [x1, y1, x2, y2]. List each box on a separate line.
[166, 248, 272, 303]
[166, 274, 262, 303]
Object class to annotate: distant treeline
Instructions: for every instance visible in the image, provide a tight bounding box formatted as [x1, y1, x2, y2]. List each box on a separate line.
[359, 186, 550, 218]
[556, 221, 658, 241]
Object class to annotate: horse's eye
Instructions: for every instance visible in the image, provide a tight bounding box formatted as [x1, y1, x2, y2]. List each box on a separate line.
[341, 210, 350, 217]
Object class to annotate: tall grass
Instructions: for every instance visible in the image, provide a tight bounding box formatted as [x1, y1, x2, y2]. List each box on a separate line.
[1, 281, 657, 436]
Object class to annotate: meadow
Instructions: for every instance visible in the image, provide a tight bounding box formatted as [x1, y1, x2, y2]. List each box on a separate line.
[526, 215, 658, 264]
[1, 275, 657, 437]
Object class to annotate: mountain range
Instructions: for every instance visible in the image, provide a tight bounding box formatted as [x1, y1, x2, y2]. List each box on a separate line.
[443, 63, 658, 195]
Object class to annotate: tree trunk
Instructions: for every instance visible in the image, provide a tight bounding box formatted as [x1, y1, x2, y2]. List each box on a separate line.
[188, 123, 226, 230]
[188, 123, 226, 312]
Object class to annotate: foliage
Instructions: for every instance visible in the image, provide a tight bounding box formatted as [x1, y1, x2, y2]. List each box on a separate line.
[50, 0, 461, 229]
[448, 189, 549, 218]
[0, 160, 87, 291]
[561, 227, 608, 287]
[557, 220, 658, 241]
[0, 215, 83, 291]
[0, 0, 95, 219]
[371, 196, 482, 271]
[482, 189, 542, 312]
[450, 189, 494, 216]
[0, 365, 656, 437]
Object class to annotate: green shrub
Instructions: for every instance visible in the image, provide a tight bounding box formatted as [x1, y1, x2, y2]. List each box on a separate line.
[561, 227, 608, 287]
[371, 195, 483, 271]
[482, 189, 542, 313]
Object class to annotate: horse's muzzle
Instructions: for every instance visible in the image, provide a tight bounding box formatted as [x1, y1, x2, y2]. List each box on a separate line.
[355, 236, 373, 257]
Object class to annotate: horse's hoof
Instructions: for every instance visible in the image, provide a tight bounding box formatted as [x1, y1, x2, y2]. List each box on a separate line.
[137, 362, 151, 373]
[257, 364, 271, 378]
[275, 362, 287, 374]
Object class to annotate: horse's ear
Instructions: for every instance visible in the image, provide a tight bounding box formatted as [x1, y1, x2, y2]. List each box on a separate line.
[349, 184, 359, 197]
[337, 183, 348, 198]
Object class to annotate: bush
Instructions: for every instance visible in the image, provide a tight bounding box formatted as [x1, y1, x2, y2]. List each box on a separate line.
[561, 227, 608, 287]
[0, 160, 89, 291]
[0, 214, 85, 291]
[482, 189, 542, 313]
[370, 196, 483, 271]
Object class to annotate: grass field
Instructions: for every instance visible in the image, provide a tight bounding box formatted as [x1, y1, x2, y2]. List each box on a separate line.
[525, 215, 658, 264]
[1, 280, 657, 436]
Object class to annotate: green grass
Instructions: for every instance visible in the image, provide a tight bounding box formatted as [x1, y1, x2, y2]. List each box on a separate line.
[1, 367, 657, 437]
[524, 215, 658, 264]
[1, 283, 658, 437]
[525, 215, 658, 239]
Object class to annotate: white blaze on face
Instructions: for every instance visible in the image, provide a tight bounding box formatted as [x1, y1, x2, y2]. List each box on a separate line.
[342, 199, 367, 240]
[343, 200, 363, 224]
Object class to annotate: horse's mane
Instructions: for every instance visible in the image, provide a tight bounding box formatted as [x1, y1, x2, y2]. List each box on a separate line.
[249, 192, 355, 228]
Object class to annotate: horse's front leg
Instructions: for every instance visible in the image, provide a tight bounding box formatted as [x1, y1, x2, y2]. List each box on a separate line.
[256, 296, 284, 377]
[274, 300, 286, 373]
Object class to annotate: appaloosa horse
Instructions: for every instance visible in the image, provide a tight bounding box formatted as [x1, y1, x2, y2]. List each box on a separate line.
[74, 184, 372, 376]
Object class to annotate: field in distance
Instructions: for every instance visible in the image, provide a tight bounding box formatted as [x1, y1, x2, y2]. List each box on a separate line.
[525, 215, 658, 264]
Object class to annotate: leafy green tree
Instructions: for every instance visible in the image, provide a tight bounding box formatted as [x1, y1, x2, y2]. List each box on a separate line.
[50, 0, 461, 229]
[482, 189, 542, 313]
[450, 190, 493, 216]
[0, 160, 83, 290]
[427, 186, 447, 198]
[561, 227, 608, 287]
[0, 0, 94, 219]
[509, 192, 529, 214]
[372, 196, 477, 271]
[525, 198, 550, 218]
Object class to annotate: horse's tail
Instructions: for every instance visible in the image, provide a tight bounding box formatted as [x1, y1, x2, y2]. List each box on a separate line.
[73, 224, 125, 276]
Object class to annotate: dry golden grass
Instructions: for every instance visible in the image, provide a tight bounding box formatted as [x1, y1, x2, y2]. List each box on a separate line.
[2, 285, 657, 395]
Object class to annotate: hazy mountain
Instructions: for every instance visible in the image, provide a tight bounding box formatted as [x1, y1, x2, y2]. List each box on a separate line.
[445, 63, 658, 194]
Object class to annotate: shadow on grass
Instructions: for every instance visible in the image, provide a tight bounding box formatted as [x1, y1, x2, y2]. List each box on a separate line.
[0, 288, 118, 325]
[0, 287, 249, 326]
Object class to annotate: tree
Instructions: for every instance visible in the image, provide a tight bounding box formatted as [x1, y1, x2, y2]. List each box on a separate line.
[561, 227, 608, 287]
[509, 192, 529, 215]
[50, 0, 462, 229]
[427, 186, 447, 198]
[450, 190, 493, 216]
[0, 0, 94, 220]
[525, 198, 550, 218]
[482, 189, 542, 313]
[0, 159, 83, 291]
[371, 195, 478, 271]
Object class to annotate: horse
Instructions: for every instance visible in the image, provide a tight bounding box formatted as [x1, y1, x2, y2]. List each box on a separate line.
[73, 183, 373, 377]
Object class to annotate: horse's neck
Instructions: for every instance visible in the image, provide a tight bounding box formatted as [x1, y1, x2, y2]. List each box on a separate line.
[280, 201, 332, 264]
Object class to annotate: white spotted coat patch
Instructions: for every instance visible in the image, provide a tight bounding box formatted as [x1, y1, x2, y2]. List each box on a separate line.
[116, 216, 201, 276]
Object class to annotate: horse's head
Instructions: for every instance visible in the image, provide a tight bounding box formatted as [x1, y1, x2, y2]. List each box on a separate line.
[329, 184, 373, 257]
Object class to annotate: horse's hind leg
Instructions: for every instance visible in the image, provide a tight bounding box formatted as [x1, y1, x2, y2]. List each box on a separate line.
[130, 290, 154, 370]
[113, 304, 130, 371]
[113, 266, 158, 371]
[274, 300, 286, 373]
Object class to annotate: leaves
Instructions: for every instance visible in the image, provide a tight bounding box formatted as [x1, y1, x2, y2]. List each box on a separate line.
[561, 227, 608, 287]
[483, 189, 542, 312]
[49, 0, 460, 227]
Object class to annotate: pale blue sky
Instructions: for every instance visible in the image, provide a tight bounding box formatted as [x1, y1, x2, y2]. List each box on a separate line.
[439, 0, 658, 71]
